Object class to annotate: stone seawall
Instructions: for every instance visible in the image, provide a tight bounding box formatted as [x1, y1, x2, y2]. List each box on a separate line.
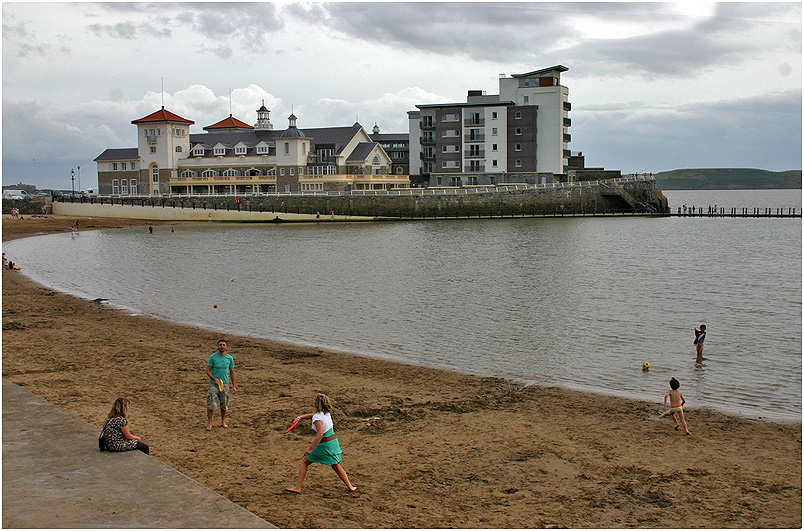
[54, 178, 667, 221]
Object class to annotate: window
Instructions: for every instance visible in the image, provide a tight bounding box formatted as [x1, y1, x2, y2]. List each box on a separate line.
[442, 130, 459, 137]
[112, 179, 119, 194]
[176, 146, 182, 152]
[515, 160, 522, 167]
[112, 163, 118, 170]
[298, 167, 304, 175]
[214, 146, 225, 156]
[151, 166, 159, 183]
[284, 143, 289, 154]
[267, 168, 276, 175]
[121, 162, 127, 170]
[515, 128, 522, 135]
[280, 168, 285, 176]
[235, 146, 247, 155]
[121, 179, 129, 194]
[524, 95, 529, 103]
[515, 144, 522, 151]
[372, 156, 380, 165]
[492, 111, 498, 119]
[442, 161, 459, 169]
[193, 146, 204, 156]
[441, 113, 459, 122]
[515, 111, 522, 119]
[150, 147, 156, 153]
[202, 170, 217, 177]
[492, 144, 498, 151]
[180, 171, 196, 178]
[492, 160, 498, 167]
[223, 169, 239, 177]
[492, 128, 498, 135]
[396, 167, 403, 174]
[257, 144, 269, 154]
[131, 162, 136, 170]
[290, 168, 295, 176]
[130, 179, 137, 194]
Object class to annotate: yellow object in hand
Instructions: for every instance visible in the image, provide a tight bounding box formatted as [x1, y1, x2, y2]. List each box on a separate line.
[217, 379, 224, 392]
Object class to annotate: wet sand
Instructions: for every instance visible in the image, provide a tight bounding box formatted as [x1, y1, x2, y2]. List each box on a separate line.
[2, 215, 801, 528]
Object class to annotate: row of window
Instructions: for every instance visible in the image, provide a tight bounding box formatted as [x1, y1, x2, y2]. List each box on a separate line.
[109, 162, 137, 171]
[143, 128, 187, 137]
[422, 110, 523, 126]
[430, 159, 524, 171]
[111, 179, 139, 195]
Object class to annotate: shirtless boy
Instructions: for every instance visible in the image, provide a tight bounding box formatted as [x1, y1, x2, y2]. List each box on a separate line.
[663, 377, 690, 435]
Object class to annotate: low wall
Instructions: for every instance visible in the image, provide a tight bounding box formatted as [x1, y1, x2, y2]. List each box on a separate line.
[54, 178, 668, 221]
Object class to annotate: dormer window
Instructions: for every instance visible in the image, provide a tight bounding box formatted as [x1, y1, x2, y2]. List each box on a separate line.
[256, 142, 269, 154]
[372, 156, 380, 165]
[235, 146, 247, 155]
[192, 145, 204, 156]
[214, 146, 226, 156]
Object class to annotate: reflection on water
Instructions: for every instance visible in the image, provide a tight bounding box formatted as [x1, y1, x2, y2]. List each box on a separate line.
[6, 190, 801, 421]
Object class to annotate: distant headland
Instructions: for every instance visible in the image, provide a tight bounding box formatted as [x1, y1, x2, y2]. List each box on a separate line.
[655, 168, 801, 190]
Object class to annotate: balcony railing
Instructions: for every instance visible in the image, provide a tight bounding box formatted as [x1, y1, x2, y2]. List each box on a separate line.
[465, 164, 486, 172]
[420, 136, 435, 145]
[464, 150, 485, 158]
[563, 101, 572, 111]
[464, 118, 485, 126]
[464, 134, 485, 142]
[563, 133, 571, 143]
[419, 121, 435, 129]
[563, 118, 572, 127]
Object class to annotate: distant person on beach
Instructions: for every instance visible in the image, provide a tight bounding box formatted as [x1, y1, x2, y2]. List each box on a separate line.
[694, 324, 706, 357]
[662, 378, 690, 435]
[148, 225, 153, 234]
[205, 339, 236, 430]
[285, 393, 357, 494]
[99, 397, 150, 454]
[75, 220, 80, 231]
[2, 253, 6, 267]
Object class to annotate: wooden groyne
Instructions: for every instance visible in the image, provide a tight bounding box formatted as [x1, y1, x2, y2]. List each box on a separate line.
[671, 206, 800, 218]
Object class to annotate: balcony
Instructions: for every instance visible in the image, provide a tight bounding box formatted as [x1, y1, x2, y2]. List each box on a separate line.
[464, 134, 485, 143]
[563, 101, 572, 111]
[419, 152, 436, 161]
[419, 120, 435, 130]
[464, 149, 485, 159]
[420, 136, 435, 145]
[465, 164, 486, 172]
[563, 133, 571, 143]
[146, 135, 157, 144]
[563, 117, 572, 127]
[464, 118, 485, 126]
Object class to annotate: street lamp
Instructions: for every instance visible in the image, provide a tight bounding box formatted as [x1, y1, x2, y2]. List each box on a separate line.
[70, 168, 75, 198]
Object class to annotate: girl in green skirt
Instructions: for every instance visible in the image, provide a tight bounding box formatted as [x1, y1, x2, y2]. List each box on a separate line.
[286, 394, 357, 494]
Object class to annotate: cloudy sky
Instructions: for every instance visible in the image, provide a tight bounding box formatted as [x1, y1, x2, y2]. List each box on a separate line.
[2, 2, 801, 190]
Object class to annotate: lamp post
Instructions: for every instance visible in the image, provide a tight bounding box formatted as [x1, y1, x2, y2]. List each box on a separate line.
[70, 168, 75, 198]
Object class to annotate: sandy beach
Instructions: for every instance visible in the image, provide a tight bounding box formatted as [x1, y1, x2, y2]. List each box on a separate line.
[2, 215, 801, 528]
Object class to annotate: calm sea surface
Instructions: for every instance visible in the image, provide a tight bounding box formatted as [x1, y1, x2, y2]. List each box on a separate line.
[5, 190, 802, 421]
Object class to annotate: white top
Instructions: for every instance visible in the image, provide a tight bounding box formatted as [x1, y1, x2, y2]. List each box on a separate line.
[312, 411, 333, 434]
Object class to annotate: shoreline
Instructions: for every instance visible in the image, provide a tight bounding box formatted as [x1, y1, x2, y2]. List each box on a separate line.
[3, 215, 801, 528]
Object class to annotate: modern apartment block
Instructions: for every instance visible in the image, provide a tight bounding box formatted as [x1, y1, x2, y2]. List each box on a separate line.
[408, 65, 572, 186]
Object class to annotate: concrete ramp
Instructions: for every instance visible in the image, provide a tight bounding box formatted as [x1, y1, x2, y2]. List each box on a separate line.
[2, 379, 275, 528]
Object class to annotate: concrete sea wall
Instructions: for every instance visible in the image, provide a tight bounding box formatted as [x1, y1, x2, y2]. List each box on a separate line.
[53, 178, 667, 221]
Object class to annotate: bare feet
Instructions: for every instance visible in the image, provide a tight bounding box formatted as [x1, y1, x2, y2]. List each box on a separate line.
[674, 425, 679, 430]
[206, 425, 212, 431]
[221, 423, 229, 428]
[685, 431, 691, 435]
[348, 486, 357, 492]
[285, 488, 301, 494]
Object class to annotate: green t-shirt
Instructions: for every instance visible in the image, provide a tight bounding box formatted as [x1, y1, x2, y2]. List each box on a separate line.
[207, 352, 234, 384]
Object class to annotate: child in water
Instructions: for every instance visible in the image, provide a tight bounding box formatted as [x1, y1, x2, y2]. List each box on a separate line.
[662, 377, 690, 435]
[694, 324, 706, 357]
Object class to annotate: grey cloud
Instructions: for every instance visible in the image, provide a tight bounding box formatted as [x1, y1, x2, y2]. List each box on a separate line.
[571, 90, 802, 172]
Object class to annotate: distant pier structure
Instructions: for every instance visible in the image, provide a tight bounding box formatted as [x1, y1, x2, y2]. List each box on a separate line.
[672, 206, 800, 218]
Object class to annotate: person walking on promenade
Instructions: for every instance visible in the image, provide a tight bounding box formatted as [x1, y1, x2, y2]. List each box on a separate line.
[99, 397, 150, 454]
[206, 339, 237, 430]
[694, 324, 706, 357]
[662, 378, 690, 435]
[285, 393, 357, 494]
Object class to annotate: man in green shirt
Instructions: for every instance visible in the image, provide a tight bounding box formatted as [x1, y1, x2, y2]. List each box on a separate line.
[205, 339, 237, 430]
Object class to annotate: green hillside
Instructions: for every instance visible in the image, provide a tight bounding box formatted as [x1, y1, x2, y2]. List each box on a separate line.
[655, 169, 801, 189]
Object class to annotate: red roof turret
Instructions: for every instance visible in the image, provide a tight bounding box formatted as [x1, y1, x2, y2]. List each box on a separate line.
[131, 107, 194, 125]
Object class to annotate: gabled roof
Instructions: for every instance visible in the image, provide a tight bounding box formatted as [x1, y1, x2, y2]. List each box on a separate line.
[132, 107, 194, 125]
[511, 65, 568, 78]
[94, 148, 139, 161]
[204, 115, 254, 131]
[346, 142, 379, 162]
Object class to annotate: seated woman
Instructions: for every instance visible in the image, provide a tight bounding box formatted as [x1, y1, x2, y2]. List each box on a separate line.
[99, 397, 149, 455]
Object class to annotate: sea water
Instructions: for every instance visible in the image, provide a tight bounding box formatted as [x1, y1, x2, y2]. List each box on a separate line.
[6, 189, 801, 421]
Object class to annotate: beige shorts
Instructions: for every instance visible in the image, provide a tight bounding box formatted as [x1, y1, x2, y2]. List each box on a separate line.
[207, 381, 230, 410]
